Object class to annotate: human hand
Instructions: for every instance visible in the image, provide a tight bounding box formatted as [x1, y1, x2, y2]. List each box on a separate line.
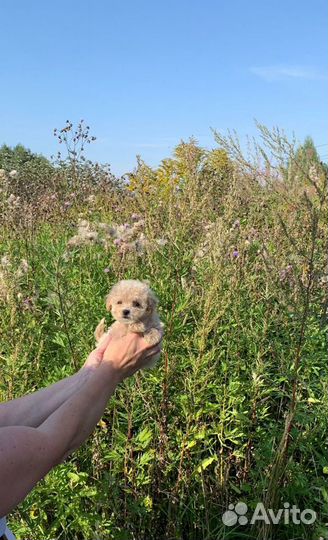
[82, 333, 114, 370]
[102, 331, 162, 381]
[83, 329, 162, 379]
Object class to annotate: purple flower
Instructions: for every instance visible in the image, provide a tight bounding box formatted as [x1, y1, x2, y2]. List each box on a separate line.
[114, 238, 122, 246]
[232, 249, 239, 258]
[22, 297, 33, 310]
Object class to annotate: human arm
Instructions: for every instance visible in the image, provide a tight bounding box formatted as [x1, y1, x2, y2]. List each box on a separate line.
[0, 337, 112, 429]
[0, 333, 161, 517]
[0, 371, 88, 429]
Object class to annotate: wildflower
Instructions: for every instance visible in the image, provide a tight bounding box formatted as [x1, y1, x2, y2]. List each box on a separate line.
[98, 223, 116, 237]
[9, 170, 18, 178]
[113, 238, 122, 246]
[7, 194, 20, 208]
[82, 230, 99, 243]
[132, 219, 145, 232]
[232, 249, 239, 258]
[1, 255, 11, 268]
[319, 275, 328, 286]
[134, 240, 144, 254]
[104, 267, 110, 273]
[0, 273, 9, 302]
[156, 238, 167, 246]
[78, 219, 90, 229]
[135, 235, 148, 254]
[22, 297, 33, 310]
[196, 249, 205, 258]
[119, 242, 134, 255]
[67, 236, 83, 248]
[20, 259, 29, 273]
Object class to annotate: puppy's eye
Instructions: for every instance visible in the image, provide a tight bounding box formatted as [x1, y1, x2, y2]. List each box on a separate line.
[117, 300, 122, 305]
[133, 301, 141, 308]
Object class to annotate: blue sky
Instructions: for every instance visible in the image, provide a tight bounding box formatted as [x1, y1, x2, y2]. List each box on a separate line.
[0, 0, 327, 175]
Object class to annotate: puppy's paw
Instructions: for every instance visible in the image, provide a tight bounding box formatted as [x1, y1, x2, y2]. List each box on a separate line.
[144, 327, 161, 346]
[129, 321, 146, 334]
[94, 317, 106, 343]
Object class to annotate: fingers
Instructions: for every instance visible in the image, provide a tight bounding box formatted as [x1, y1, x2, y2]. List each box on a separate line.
[143, 344, 162, 359]
[138, 347, 161, 370]
[95, 333, 113, 355]
[146, 349, 161, 360]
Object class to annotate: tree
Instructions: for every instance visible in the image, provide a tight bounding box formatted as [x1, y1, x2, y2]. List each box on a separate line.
[0, 144, 50, 172]
[288, 136, 324, 182]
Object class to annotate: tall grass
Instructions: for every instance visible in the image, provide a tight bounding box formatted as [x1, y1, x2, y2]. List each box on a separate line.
[0, 124, 327, 540]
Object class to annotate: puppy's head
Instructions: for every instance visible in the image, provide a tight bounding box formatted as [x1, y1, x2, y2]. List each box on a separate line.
[106, 279, 158, 324]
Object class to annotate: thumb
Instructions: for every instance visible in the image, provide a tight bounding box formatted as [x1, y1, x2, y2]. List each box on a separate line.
[95, 332, 113, 356]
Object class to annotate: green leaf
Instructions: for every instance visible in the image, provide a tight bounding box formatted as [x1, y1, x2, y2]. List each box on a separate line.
[186, 439, 197, 449]
[52, 333, 66, 348]
[196, 455, 217, 473]
[136, 427, 153, 445]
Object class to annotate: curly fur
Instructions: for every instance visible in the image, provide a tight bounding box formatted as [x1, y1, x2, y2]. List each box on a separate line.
[94, 279, 164, 368]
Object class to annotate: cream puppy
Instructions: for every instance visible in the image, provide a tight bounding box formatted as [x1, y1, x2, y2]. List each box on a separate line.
[94, 279, 163, 368]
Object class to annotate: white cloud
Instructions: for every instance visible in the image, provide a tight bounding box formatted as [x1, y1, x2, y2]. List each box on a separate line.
[250, 65, 326, 82]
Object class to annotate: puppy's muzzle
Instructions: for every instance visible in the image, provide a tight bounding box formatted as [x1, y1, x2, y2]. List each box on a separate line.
[122, 309, 130, 318]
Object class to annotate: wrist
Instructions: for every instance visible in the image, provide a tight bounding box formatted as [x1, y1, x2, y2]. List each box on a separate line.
[78, 365, 99, 382]
[96, 362, 124, 385]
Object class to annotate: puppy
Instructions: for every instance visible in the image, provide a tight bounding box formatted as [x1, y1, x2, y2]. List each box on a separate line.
[94, 279, 164, 368]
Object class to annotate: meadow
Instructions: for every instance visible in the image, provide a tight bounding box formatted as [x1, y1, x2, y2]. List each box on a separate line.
[0, 122, 327, 540]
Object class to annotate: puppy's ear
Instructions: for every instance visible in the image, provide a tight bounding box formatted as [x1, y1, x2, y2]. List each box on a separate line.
[105, 283, 117, 311]
[147, 289, 158, 313]
[105, 293, 112, 311]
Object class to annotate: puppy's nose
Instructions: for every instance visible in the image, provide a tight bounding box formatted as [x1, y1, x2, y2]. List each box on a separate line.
[122, 309, 130, 317]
